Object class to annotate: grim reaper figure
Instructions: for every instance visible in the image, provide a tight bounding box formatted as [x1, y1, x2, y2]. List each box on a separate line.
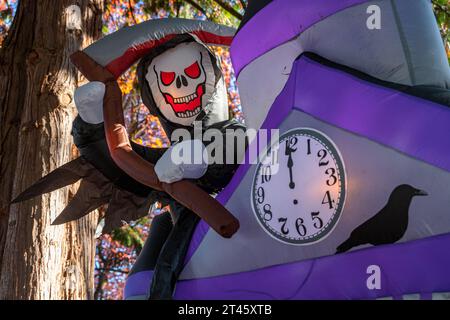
[13, 20, 246, 299]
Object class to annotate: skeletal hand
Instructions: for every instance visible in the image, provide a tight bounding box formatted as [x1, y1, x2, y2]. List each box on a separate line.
[155, 139, 208, 183]
[74, 81, 105, 124]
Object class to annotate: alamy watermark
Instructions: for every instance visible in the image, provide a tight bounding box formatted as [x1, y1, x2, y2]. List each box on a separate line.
[366, 264, 382, 290]
[168, 121, 280, 174]
[366, 4, 381, 30]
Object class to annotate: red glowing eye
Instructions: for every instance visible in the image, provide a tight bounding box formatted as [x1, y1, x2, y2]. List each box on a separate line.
[160, 71, 175, 86]
[184, 61, 201, 79]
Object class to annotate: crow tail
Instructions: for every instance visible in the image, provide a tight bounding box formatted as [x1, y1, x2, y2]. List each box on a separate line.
[335, 238, 354, 254]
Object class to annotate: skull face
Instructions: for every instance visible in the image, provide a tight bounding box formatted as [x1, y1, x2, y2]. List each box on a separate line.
[146, 42, 216, 126]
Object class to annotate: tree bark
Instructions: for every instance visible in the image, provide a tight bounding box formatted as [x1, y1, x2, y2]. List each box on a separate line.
[0, 0, 104, 299]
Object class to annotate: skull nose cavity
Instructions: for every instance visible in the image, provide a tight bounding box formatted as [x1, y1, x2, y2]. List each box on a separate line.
[176, 75, 188, 88]
[182, 75, 188, 86]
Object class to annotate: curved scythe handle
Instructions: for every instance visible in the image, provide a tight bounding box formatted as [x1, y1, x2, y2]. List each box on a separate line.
[70, 51, 239, 238]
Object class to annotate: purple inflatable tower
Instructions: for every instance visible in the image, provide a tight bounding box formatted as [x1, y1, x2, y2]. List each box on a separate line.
[173, 0, 450, 300]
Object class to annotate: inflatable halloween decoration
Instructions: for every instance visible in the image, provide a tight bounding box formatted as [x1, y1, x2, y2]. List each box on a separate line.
[13, 20, 241, 237]
[168, 0, 450, 300]
[73, 18, 245, 240]
[14, 18, 249, 299]
[13, 0, 450, 301]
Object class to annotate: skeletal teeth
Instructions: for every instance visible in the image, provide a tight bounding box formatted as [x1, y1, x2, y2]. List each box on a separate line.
[176, 107, 202, 118]
[174, 93, 199, 104]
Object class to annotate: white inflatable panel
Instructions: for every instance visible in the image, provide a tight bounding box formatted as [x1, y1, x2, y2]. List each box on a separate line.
[237, 0, 450, 132]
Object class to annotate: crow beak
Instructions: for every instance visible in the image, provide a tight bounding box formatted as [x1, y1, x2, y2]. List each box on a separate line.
[415, 189, 428, 196]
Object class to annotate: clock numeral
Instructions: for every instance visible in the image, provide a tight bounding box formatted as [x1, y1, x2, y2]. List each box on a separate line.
[286, 136, 298, 150]
[256, 187, 265, 204]
[263, 204, 273, 221]
[295, 218, 307, 237]
[278, 217, 289, 235]
[325, 167, 338, 186]
[322, 190, 335, 209]
[317, 149, 330, 167]
[311, 211, 324, 229]
[307, 138, 312, 155]
[261, 166, 272, 184]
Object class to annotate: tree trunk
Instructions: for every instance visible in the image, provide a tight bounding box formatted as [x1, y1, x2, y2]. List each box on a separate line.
[0, 0, 104, 299]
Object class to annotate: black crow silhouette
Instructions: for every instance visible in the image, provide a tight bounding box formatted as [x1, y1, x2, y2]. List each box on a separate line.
[336, 184, 428, 253]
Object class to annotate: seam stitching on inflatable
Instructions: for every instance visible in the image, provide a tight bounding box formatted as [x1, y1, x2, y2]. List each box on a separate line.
[390, 0, 416, 85]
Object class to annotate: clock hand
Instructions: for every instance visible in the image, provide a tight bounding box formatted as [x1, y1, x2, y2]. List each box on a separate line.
[285, 139, 297, 189]
[287, 155, 295, 189]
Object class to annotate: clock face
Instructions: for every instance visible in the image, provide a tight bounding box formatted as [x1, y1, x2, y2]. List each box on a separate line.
[251, 128, 346, 245]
